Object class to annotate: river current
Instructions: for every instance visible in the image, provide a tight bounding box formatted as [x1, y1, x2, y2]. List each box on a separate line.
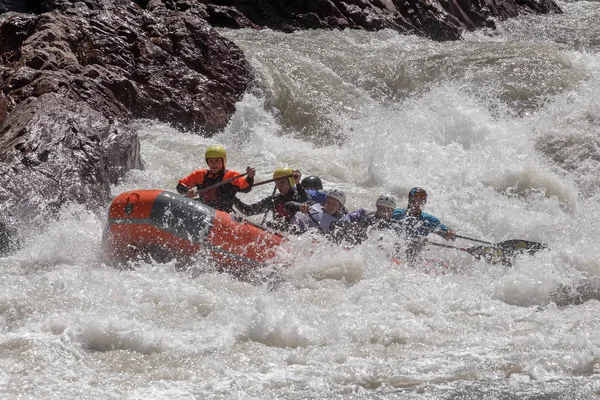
[2, 2, 600, 398]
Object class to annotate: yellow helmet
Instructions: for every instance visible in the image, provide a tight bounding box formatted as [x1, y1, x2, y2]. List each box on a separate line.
[205, 145, 227, 167]
[273, 167, 295, 188]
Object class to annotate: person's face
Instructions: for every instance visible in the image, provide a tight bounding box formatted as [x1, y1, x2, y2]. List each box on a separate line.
[206, 158, 224, 174]
[375, 206, 393, 220]
[408, 193, 427, 210]
[275, 178, 291, 195]
[323, 197, 341, 215]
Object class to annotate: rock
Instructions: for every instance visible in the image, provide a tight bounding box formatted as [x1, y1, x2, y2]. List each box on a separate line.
[0, 93, 142, 251]
[2, 0, 565, 41]
[137, 0, 562, 41]
[0, 2, 252, 133]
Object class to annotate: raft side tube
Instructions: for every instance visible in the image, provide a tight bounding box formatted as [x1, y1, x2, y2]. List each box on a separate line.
[208, 211, 284, 263]
[103, 190, 284, 269]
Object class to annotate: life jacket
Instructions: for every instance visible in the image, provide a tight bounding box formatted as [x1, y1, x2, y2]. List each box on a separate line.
[178, 169, 251, 212]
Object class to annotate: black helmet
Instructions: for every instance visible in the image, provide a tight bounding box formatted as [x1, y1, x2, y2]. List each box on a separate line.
[301, 176, 323, 190]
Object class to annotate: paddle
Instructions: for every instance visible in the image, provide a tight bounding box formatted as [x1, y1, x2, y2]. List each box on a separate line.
[284, 202, 326, 234]
[230, 214, 285, 239]
[252, 174, 294, 188]
[195, 172, 248, 195]
[454, 234, 494, 245]
[455, 234, 546, 254]
[260, 185, 278, 225]
[256, 174, 294, 224]
[427, 239, 547, 266]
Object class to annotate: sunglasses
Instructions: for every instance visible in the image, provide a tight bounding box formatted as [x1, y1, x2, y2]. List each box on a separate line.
[410, 192, 427, 199]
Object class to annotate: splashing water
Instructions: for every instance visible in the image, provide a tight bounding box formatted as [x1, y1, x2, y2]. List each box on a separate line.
[3, 3, 600, 398]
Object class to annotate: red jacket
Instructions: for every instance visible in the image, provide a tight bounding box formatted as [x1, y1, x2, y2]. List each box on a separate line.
[177, 169, 253, 212]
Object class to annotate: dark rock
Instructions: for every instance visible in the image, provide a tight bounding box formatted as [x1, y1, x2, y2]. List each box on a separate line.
[0, 3, 252, 133]
[4, 0, 565, 41]
[0, 93, 142, 251]
[137, 0, 562, 41]
[0, 220, 13, 255]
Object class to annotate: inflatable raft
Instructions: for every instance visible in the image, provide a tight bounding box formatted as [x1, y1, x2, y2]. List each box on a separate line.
[102, 190, 284, 271]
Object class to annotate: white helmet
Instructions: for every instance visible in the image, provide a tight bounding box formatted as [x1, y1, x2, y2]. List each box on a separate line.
[376, 195, 396, 210]
[325, 188, 346, 206]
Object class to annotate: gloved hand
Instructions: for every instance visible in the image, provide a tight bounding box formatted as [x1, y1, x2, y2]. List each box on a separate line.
[284, 201, 302, 213]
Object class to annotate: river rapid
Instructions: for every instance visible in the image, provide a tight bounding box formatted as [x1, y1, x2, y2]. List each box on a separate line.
[2, 2, 600, 398]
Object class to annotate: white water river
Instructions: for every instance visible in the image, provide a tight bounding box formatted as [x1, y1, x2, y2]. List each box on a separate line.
[2, 2, 600, 398]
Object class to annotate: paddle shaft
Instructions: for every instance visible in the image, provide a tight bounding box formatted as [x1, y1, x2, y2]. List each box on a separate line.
[195, 172, 248, 195]
[427, 241, 472, 253]
[260, 185, 278, 224]
[427, 240, 515, 265]
[455, 234, 493, 245]
[307, 211, 326, 234]
[252, 174, 294, 187]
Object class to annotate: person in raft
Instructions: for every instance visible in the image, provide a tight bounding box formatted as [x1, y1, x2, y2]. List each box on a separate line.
[288, 188, 347, 235]
[234, 167, 309, 232]
[300, 175, 349, 215]
[301, 175, 327, 204]
[392, 187, 456, 262]
[176, 145, 256, 213]
[330, 195, 400, 245]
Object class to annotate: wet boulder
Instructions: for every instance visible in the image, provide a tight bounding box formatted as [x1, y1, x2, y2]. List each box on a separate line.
[0, 2, 252, 133]
[140, 0, 562, 41]
[0, 93, 142, 250]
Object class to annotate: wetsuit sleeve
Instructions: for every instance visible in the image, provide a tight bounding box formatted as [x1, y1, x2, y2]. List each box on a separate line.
[422, 213, 449, 237]
[434, 222, 450, 236]
[223, 170, 253, 193]
[234, 176, 253, 194]
[176, 183, 189, 195]
[233, 195, 275, 216]
[296, 184, 310, 203]
[391, 208, 407, 220]
[178, 170, 206, 191]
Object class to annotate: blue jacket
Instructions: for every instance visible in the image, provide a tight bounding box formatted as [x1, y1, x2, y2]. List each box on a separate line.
[306, 189, 327, 205]
[392, 208, 449, 238]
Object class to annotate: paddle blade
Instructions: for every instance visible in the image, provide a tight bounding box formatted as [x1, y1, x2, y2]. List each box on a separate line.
[466, 246, 512, 265]
[496, 239, 547, 256]
[467, 240, 547, 266]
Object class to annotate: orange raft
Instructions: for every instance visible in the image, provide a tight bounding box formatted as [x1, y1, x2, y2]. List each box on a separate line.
[102, 190, 284, 270]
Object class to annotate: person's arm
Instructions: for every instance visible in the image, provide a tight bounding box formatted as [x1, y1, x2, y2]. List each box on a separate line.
[234, 195, 275, 216]
[240, 167, 256, 193]
[306, 189, 327, 206]
[422, 213, 456, 241]
[328, 209, 365, 244]
[176, 182, 189, 195]
[438, 225, 456, 240]
[225, 168, 255, 194]
[295, 182, 310, 203]
[177, 170, 205, 197]
[242, 176, 254, 192]
[345, 208, 366, 224]
[391, 208, 407, 221]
